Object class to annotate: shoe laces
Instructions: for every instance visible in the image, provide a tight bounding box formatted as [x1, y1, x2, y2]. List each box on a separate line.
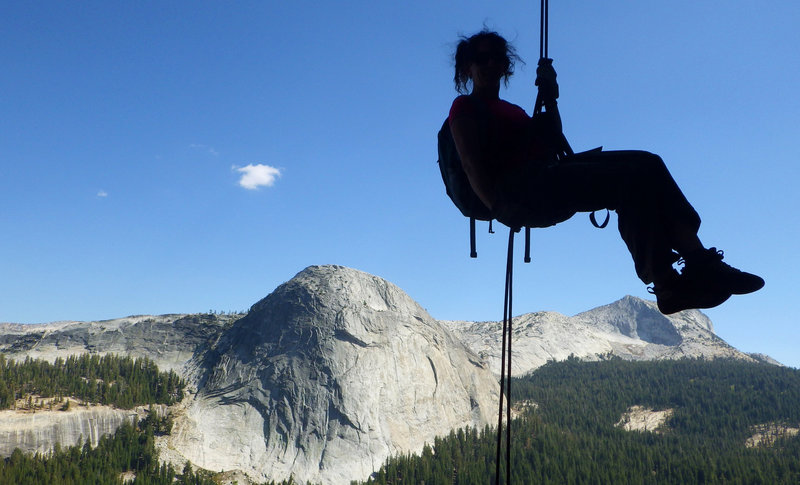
[708, 248, 745, 275]
[679, 248, 726, 273]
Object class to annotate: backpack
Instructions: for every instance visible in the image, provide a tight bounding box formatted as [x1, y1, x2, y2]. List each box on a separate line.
[437, 98, 508, 259]
[436, 118, 493, 222]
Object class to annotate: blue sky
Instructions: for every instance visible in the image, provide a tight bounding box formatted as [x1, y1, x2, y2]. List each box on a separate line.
[2, 1, 798, 368]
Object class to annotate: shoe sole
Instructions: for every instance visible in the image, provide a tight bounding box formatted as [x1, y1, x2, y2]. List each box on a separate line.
[729, 278, 765, 295]
[658, 291, 731, 315]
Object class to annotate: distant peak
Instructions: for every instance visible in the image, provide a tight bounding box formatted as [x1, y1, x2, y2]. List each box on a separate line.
[292, 264, 378, 282]
[575, 294, 714, 337]
[247, 265, 426, 322]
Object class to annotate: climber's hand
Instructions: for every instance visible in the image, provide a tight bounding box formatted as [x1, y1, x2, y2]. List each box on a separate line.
[535, 58, 559, 101]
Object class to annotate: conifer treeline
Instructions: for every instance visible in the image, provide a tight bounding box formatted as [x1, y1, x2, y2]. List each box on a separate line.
[359, 358, 800, 485]
[0, 353, 184, 409]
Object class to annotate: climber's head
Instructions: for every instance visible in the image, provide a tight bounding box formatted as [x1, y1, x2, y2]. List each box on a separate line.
[454, 30, 520, 94]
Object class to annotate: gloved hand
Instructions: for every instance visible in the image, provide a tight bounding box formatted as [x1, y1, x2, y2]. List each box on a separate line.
[535, 58, 559, 102]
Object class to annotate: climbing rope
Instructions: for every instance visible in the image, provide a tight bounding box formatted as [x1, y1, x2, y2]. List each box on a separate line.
[534, 0, 549, 118]
[495, 227, 515, 485]
[494, 2, 551, 483]
[539, 0, 549, 60]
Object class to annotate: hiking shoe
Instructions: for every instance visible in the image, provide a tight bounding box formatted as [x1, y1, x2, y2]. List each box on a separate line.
[648, 277, 731, 315]
[683, 248, 765, 295]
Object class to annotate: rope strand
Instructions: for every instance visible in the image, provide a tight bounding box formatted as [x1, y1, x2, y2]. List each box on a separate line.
[539, 0, 549, 59]
[505, 230, 513, 485]
[495, 228, 516, 484]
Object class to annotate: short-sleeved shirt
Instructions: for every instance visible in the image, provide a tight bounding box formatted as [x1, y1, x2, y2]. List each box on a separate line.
[448, 95, 550, 175]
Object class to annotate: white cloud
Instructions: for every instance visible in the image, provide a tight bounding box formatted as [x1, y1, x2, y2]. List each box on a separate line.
[97, 190, 108, 197]
[234, 164, 281, 190]
[189, 144, 219, 156]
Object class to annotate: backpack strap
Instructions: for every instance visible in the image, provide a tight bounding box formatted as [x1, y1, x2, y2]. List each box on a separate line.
[470, 217, 477, 258]
[524, 227, 532, 263]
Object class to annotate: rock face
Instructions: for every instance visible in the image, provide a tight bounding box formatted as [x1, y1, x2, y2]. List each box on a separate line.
[442, 295, 760, 376]
[615, 405, 674, 433]
[0, 266, 778, 484]
[0, 405, 161, 456]
[167, 265, 499, 484]
[745, 423, 800, 448]
[0, 314, 235, 374]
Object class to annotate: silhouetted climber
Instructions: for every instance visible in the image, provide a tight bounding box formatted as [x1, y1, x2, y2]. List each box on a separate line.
[447, 30, 764, 314]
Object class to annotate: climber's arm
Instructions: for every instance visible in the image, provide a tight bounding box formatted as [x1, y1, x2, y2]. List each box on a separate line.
[449, 114, 497, 210]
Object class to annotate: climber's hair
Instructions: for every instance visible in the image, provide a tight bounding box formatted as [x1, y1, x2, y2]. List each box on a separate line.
[454, 30, 521, 94]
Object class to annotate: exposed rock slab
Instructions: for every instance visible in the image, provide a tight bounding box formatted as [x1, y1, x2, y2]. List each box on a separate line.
[745, 423, 800, 448]
[0, 404, 161, 456]
[615, 405, 674, 433]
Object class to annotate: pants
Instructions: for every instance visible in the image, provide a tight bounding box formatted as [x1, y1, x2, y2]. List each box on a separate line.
[495, 150, 701, 284]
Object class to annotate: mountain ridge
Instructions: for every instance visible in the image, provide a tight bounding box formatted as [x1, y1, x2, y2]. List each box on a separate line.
[442, 294, 764, 376]
[0, 264, 778, 484]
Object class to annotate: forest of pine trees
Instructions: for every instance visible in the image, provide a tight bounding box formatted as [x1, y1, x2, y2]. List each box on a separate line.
[0, 353, 184, 410]
[359, 357, 800, 485]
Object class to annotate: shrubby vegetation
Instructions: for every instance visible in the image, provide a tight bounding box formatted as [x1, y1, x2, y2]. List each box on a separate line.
[359, 358, 800, 484]
[0, 353, 184, 409]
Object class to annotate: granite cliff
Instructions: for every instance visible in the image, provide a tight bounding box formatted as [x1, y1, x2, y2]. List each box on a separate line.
[0, 403, 167, 456]
[165, 265, 499, 484]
